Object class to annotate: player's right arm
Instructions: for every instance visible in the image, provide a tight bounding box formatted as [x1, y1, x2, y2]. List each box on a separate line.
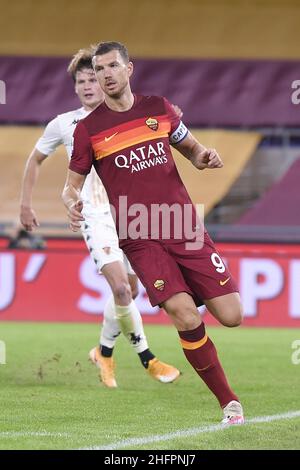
[20, 148, 48, 231]
[20, 117, 63, 231]
[62, 170, 86, 232]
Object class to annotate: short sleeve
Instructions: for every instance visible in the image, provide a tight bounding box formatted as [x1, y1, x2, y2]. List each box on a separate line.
[163, 97, 188, 145]
[35, 117, 63, 155]
[69, 121, 94, 175]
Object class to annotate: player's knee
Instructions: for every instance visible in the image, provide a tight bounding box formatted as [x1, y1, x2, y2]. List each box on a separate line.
[221, 304, 243, 328]
[112, 281, 132, 304]
[167, 305, 199, 330]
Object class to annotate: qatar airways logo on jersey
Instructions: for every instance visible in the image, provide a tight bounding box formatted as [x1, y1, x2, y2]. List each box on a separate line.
[114, 141, 168, 173]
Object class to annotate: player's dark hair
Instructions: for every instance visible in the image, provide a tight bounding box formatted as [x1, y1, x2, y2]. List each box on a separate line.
[94, 41, 129, 63]
[67, 45, 96, 82]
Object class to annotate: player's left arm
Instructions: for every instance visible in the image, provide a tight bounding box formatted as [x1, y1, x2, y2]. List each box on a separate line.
[173, 131, 224, 171]
[164, 97, 222, 170]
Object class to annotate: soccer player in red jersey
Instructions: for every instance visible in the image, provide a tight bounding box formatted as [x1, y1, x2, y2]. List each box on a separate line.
[63, 42, 244, 425]
[20, 47, 180, 388]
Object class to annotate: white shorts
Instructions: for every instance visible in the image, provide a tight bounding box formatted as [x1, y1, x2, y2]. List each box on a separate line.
[81, 209, 135, 275]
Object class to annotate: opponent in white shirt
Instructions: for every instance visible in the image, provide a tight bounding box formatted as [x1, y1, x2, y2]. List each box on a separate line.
[20, 46, 180, 388]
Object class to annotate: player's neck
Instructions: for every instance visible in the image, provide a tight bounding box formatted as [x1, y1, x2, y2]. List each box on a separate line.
[82, 100, 103, 112]
[104, 89, 134, 112]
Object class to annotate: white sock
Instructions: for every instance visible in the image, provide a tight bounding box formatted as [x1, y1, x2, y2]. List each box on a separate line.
[115, 301, 149, 353]
[100, 295, 120, 349]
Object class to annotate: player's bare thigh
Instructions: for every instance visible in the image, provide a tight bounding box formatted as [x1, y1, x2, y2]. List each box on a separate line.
[204, 292, 243, 327]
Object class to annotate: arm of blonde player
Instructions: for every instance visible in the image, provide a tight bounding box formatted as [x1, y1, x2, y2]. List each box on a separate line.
[62, 169, 86, 232]
[20, 148, 48, 231]
[173, 131, 224, 170]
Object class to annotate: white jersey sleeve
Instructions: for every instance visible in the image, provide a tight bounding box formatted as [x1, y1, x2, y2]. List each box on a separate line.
[35, 117, 63, 156]
[34, 107, 110, 213]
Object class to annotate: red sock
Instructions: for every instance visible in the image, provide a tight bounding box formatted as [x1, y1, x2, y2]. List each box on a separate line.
[178, 323, 238, 408]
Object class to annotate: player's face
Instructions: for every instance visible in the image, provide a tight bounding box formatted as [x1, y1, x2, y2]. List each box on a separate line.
[93, 50, 133, 98]
[74, 68, 104, 110]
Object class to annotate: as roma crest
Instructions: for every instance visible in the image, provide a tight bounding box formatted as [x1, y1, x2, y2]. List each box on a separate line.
[146, 117, 159, 131]
[154, 279, 165, 291]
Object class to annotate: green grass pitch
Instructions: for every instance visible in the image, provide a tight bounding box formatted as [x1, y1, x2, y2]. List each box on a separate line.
[0, 322, 299, 450]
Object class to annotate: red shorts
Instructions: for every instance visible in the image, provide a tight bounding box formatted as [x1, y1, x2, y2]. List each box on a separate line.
[121, 232, 238, 307]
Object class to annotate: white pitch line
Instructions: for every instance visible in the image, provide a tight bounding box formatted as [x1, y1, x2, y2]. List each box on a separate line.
[0, 431, 70, 438]
[80, 410, 300, 450]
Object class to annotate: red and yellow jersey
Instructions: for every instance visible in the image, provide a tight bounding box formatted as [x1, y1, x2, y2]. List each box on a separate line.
[70, 95, 192, 240]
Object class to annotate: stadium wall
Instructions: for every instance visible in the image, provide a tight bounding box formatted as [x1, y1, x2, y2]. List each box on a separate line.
[0, 239, 299, 327]
[1, 56, 299, 127]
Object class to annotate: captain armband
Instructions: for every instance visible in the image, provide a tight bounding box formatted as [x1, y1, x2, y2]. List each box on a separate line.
[169, 121, 188, 144]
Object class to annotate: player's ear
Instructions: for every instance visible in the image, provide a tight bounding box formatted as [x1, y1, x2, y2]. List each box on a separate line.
[128, 61, 133, 77]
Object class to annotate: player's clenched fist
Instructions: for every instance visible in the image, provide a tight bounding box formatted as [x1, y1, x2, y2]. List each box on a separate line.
[199, 148, 223, 169]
